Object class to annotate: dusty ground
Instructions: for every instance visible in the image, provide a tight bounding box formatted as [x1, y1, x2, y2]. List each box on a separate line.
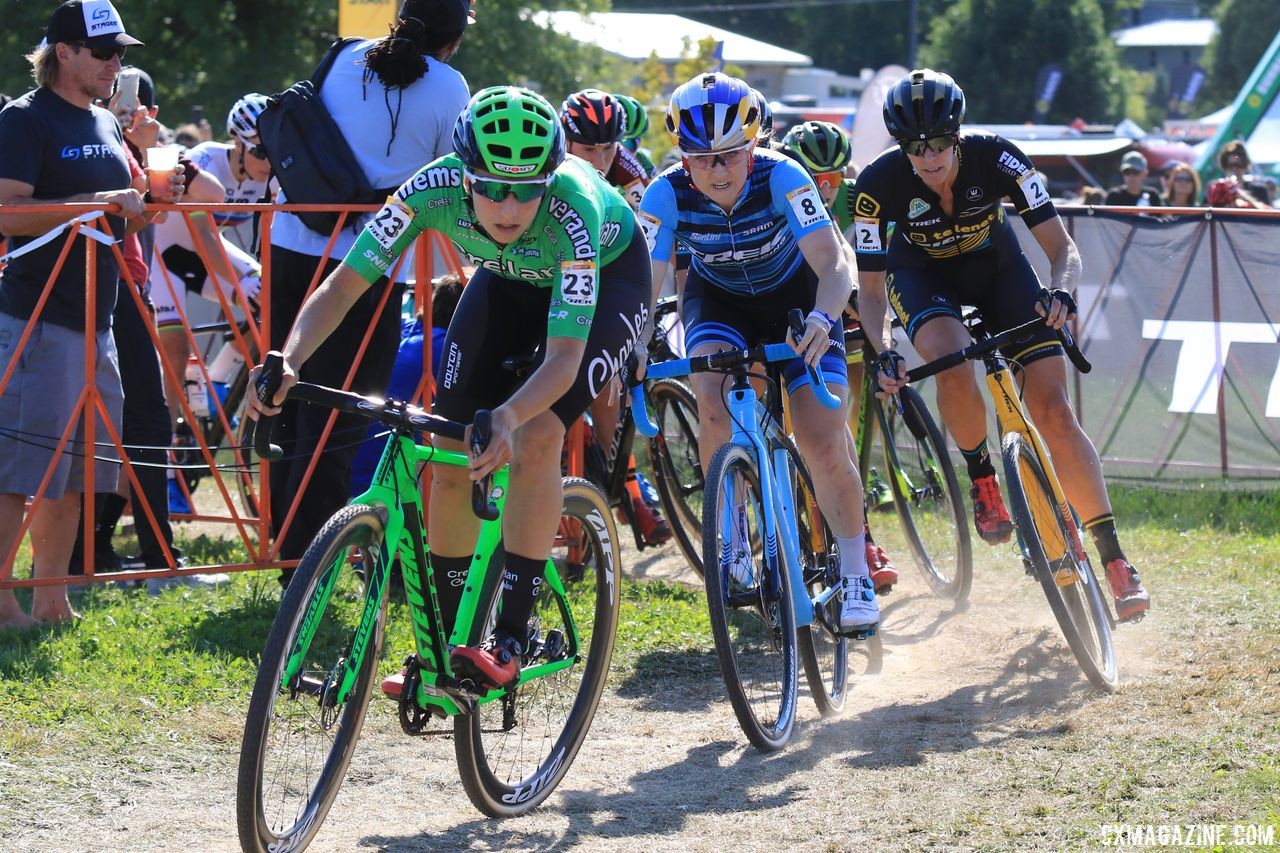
[7, 531, 1271, 853]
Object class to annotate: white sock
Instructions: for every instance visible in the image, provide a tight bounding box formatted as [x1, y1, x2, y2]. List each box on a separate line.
[836, 533, 868, 580]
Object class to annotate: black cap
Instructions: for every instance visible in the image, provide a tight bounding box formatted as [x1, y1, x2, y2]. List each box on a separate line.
[399, 0, 473, 32]
[45, 1, 144, 49]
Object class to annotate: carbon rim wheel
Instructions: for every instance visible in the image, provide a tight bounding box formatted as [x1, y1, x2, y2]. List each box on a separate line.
[236, 504, 388, 852]
[454, 478, 621, 816]
[648, 378, 704, 576]
[701, 442, 798, 752]
[1002, 433, 1118, 691]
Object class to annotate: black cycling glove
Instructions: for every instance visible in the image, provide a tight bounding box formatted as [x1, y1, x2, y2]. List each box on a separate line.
[1039, 287, 1078, 317]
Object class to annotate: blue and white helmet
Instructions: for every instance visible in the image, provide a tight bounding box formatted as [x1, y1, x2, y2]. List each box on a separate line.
[226, 93, 270, 143]
[664, 72, 760, 153]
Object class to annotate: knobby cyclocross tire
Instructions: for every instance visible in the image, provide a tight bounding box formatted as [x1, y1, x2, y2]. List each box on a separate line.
[647, 378, 704, 577]
[701, 442, 799, 752]
[1001, 434, 1119, 691]
[454, 478, 621, 816]
[877, 385, 972, 600]
[773, 430, 849, 716]
[236, 504, 390, 853]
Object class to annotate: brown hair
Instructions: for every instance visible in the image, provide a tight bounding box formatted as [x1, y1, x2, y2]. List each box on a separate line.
[1163, 163, 1201, 206]
[1218, 140, 1251, 171]
[25, 43, 59, 89]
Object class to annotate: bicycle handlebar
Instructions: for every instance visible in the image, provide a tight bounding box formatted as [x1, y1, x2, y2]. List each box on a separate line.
[632, 311, 840, 438]
[245, 350, 498, 520]
[905, 316, 1091, 384]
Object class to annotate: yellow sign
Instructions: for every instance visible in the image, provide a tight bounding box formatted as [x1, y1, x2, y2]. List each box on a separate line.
[339, 0, 397, 38]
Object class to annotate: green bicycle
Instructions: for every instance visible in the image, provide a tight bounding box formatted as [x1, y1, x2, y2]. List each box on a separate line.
[236, 354, 621, 852]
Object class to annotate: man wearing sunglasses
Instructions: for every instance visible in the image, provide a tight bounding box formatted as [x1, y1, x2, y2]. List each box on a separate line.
[855, 68, 1150, 623]
[247, 86, 649, 690]
[0, 0, 162, 629]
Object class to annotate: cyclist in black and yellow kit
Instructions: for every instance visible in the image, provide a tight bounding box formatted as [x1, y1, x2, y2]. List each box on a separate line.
[855, 69, 1150, 622]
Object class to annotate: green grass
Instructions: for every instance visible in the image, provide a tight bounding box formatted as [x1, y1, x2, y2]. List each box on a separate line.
[1, 484, 1277, 844]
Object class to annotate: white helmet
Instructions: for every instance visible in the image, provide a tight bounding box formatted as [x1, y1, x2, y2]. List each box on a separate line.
[226, 93, 270, 142]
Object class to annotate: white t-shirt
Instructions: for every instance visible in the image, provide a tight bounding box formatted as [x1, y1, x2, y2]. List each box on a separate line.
[187, 141, 273, 228]
[269, 39, 470, 273]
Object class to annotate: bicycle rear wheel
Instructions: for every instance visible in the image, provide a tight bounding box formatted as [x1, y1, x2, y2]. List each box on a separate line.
[875, 386, 972, 600]
[237, 504, 389, 853]
[1001, 433, 1118, 691]
[702, 442, 798, 752]
[454, 478, 621, 816]
[647, 378, 704, 576]
[777, 432, 849, 716]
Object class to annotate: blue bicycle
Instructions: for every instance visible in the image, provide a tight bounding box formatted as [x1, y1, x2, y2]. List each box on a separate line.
[634, 311, 850, 751]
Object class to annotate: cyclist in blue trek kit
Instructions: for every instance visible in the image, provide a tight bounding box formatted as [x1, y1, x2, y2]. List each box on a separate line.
[855, 69, 1150, 621]
[638, 72, 878, 637]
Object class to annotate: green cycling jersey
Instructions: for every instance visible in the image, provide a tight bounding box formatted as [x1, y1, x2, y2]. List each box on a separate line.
[831, 177, 856, 234]
[345, 153, 636, 340]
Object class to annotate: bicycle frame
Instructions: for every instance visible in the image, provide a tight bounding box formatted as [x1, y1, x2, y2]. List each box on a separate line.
[279, 429, 583, 719]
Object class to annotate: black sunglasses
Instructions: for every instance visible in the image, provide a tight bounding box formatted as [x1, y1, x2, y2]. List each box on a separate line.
[72, 41, 127, 62]
[899, 134, 956, 157]
[246, 143, 269, 161]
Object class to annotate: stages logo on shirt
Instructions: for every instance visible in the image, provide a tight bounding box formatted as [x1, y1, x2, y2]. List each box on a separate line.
[61, 144, 117, 160]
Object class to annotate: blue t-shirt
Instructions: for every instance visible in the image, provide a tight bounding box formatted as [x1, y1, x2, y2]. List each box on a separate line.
[0, 88, 131, 331]
[637, 147, 831, 296]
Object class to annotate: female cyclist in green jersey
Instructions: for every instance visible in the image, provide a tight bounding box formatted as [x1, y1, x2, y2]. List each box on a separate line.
[248, 86, 650, 687]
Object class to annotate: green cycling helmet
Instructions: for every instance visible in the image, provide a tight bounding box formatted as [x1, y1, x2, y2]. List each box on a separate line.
[613, 93, 649, 141]
[781, 120, 852, 174]
[453, 86, 566, 178]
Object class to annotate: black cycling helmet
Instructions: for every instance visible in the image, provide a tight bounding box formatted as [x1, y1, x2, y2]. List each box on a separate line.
[560, 89, 625, 145]
[882, 68, 966, 141]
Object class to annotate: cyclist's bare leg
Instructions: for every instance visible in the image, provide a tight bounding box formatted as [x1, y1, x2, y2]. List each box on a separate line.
[587, 392, 619, 465]
[688, 342, 735, 476]
[427, 412, 566, 560]
[789, 385, 865, 539]
[1018, 356, 1111, 521]
[911, 316, 990, 451]
[845, 358, 864, 432]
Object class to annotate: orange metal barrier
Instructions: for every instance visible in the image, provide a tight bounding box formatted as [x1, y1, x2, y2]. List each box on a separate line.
[0, 200, 467, 591]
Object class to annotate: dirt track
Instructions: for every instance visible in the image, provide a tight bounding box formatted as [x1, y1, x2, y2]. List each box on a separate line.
[8, 537, 1209, 852]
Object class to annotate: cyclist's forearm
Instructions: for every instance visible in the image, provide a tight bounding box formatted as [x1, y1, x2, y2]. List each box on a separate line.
[281, 264, 371, 369]
[1047, 240, 1082, 293]
[856, 273, 892, 353]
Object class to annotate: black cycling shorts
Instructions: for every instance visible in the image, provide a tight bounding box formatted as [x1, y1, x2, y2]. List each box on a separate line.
[434, 231, 650, 430]
[682, 261, 847, 395]
[885, 245, 1061, 367]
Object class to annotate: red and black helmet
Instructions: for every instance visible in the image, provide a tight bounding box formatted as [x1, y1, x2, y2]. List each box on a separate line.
[559, 89, 625, 145]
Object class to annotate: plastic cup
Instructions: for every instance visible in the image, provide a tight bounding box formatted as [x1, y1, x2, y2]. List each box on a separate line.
[147, 147, 180, 201]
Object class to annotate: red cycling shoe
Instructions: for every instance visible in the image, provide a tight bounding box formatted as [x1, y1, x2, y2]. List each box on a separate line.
[450, 632, 523, 691]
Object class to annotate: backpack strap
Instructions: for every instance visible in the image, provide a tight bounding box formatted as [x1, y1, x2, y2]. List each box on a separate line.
[311, 36, 363, 91]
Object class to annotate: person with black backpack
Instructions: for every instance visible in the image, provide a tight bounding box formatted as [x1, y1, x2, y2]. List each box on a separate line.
[266, 0, 472, 585]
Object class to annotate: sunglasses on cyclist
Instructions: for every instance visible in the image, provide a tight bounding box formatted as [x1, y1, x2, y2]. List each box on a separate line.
[899, 134, 956, 157]
[246, 143, 269, 161]
[464, 170, 553, 203]
[680, 142, 752, 170]
[73, 41, 127, 62]
[814, 171, 844, 191]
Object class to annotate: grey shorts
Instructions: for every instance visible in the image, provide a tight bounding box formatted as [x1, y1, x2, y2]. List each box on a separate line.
[0, 312, 124, 499]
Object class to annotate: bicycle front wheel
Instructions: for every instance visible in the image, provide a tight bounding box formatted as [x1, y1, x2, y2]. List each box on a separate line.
[237, 504, 390, 853]
[454, 478, 621, 816]
[876, 385, 972, 600]
[647, 378, 704, 576]
[779, 432, 849, 717]
[702, 442, 799, 752]
[1001, 433, 1118, 691]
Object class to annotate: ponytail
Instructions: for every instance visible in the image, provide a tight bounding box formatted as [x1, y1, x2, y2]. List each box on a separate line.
[363, 15, 462, 89]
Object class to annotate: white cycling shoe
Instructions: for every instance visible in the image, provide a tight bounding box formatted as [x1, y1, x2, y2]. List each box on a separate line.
[838, 576, 880, 638]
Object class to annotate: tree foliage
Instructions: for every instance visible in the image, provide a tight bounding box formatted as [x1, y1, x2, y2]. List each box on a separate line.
[1199, 0, 1280, 114]
[0, 0, 627, 137]
[919, 0, 1128, 123]
[0, 2, 337, 130]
